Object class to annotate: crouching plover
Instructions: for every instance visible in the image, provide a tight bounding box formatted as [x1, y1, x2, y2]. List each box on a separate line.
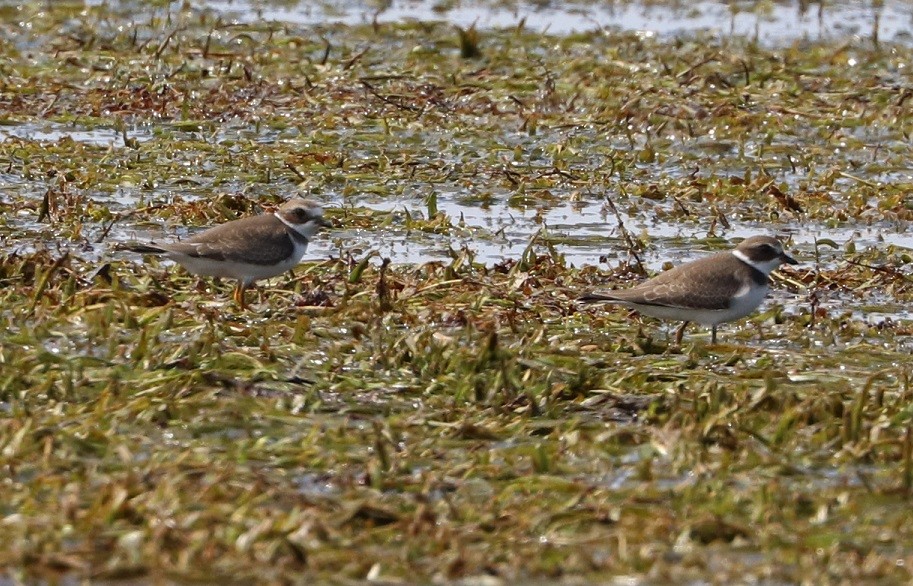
[578, 235, 797, 344]
[121, 198, 327, 309]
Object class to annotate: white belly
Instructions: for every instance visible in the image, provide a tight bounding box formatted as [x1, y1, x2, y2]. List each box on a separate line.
[625, 283, 768, 326]
[167, 242, 308, 285]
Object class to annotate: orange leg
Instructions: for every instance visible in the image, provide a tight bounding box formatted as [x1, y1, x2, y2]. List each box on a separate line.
[233, 282, 248, 310]
[674, 321, 689, 345]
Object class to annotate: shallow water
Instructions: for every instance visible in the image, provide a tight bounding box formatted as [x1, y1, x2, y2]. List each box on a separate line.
[1, 0, 910, 276]
[1, 113, 905, 277]
[0, 122, 154, 148]
[207, 0, 911, 45]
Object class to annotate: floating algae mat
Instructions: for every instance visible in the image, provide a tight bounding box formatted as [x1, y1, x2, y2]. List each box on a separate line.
[2, 0, 913, 582]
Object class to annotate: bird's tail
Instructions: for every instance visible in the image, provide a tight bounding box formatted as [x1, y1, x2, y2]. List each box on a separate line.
[577, 292, 621, 303]
[116, 242, 167, 254]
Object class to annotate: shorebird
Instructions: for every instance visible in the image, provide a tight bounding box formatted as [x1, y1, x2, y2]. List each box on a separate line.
[122, 198, 327, 309]
[578, 235, 797, 344]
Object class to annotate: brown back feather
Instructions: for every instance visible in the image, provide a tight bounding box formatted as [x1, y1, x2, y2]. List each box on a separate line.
[162, 215, 295, 265]
[595, 253, 767, 311]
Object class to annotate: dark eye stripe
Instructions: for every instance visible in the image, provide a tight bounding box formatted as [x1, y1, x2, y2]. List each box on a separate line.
[292, 208, 313, 222]
[299, 208, 325, 224]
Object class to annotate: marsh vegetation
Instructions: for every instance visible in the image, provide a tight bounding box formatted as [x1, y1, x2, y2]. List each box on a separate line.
[2, 0, 913, 582]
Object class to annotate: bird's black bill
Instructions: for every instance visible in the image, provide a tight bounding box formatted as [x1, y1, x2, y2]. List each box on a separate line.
[116, 241, 166, 254]
[577, 292, 618, 303]
[781, 252, 798, 265]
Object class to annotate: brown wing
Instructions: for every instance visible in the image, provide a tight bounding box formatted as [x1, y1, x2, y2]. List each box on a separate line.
[599, 253, 765, 310]
[161, 215, 294, 265]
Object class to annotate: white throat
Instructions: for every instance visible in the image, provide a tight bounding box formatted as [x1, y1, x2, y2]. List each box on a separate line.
[732, 249, 781, 276]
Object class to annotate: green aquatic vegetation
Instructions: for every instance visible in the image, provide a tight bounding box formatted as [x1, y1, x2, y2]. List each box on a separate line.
[2, 0, 913, 583]
[2, 242, 913, 582]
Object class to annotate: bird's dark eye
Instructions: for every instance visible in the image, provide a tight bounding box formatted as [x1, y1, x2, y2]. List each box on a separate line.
[291, 207, 312, 222]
